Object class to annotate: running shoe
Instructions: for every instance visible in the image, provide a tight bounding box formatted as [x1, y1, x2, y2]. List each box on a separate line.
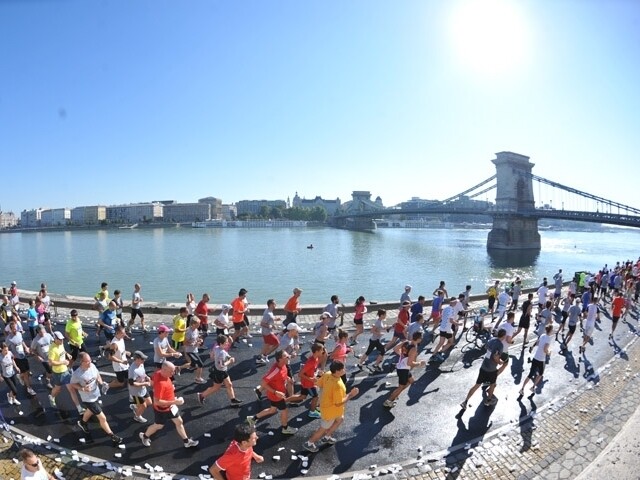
[245, 416, 256, 428]
[230, 398, 243, 407]
[321, 436, 337, 444]
[77, 420, 89, 434]
[304, 441, 319, 453]
[48, 395, 56, 407]
[139, 432, 151, 447]
[254, 387, 262, 401]
[308, 410, 321, 419]
[133, 415, 148, 423]
[13, 397, 21, 406]
[101, 383, 110, 395]
[184, 438, 199, 448]
[7, 393, 13, 405]
[111, 435, 123, 445]
[27, 387, 37, 396]
[195, 377, 206, 384]
[197, 393, 205, 406]
[281, 426, 298, 435]
[383, 399, 396, 408]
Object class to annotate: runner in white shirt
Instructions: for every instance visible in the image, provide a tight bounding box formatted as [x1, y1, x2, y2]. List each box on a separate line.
[497, 312, 515, 376]
[519, 324, 553, 396]
[106, 325, 129, 389]
[579, 297, 600, 355]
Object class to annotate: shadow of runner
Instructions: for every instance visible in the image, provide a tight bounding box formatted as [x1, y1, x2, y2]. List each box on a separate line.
[444, 404, 495, 479]
[516, 393, 537, 453]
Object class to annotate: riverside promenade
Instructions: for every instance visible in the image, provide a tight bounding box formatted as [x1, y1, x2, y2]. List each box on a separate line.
[1, 296, 639, 480]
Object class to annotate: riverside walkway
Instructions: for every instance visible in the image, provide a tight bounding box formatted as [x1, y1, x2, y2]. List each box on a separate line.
[1, 297, 639, 480]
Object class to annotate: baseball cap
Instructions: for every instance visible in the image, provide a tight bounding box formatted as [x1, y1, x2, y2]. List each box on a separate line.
[53, 331, 64, 340]
[133, 350, 148, 360]
[286, 323, 300, 331]
[221, 304, 231, 310]
[404, 285, 412, 290]
[320, 312, 331, 318]
[157, 325, 170, 333]
[10, 281, 16, 285]
[402, 300, 411, 306]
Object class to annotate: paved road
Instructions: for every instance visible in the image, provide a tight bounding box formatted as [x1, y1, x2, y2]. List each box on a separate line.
[2, 304, 637, 479]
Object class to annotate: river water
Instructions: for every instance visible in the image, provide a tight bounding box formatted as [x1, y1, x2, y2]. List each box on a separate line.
[1, 226, 638, 305]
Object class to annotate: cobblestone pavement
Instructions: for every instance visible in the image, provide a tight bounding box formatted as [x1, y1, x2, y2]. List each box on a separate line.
[3, 302, 640, 479]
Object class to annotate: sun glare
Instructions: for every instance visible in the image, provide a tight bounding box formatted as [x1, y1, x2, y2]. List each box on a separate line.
[449, 0, 531, 77]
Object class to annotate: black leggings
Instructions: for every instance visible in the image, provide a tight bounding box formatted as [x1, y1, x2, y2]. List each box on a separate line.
[2, 374, 19, 396]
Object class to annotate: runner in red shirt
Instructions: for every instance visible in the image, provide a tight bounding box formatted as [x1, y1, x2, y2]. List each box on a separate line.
[139, 362, 199, 449]
[285, 343, 324, 418]
[245, 350, 298, 435]
[610, 289, 626, 340]
[195, 293, 210, 338]
[209, 424, 263, 480]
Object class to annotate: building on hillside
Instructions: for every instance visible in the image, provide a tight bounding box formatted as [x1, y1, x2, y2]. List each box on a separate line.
[236, 199, 287, 216]
[0, 211, 18, 228]
[198, 197, 222, 220]
[20, 208, 44, 228]
[292, 192, 341, 215]
[222, 204, 237, 220]
[162, 202, 210, 222]
[71, 205, 107, 225]
[106, 203, 163, 224]
[41, 208, 71, 226]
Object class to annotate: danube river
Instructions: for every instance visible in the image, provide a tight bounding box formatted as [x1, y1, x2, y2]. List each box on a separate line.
[1, 226, 638, 305]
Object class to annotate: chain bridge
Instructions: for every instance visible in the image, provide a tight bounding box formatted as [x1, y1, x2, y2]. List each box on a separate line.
[330, 151, 640, 250]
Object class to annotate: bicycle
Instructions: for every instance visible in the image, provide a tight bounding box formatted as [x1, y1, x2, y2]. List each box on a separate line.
[464, 308, 493, 350]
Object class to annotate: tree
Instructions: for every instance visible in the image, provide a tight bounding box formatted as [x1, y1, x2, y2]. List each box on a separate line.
[259, 205, 270, 219]
[309, 206, 327, 222]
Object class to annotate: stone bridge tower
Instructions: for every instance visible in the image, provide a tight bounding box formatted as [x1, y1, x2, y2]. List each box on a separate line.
[487, 151, 541, 250]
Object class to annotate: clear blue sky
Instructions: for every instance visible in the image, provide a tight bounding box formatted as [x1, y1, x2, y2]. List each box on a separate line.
[1, 0, 639, 214]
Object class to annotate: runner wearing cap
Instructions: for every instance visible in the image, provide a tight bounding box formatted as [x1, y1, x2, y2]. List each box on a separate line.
[184, 317, 206, 383]
[47, 330, 83, 413]
[128, 350, 152, 423]
[30, 325, 54, 390]
[64, 309, 88, 365]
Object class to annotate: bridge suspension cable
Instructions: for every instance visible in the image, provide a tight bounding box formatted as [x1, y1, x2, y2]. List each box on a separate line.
[530, 174, 640, 215]
[440, 175, 496, 204]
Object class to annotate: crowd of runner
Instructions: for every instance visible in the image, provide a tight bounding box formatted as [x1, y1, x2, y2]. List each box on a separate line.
[2, 257, 640, 480]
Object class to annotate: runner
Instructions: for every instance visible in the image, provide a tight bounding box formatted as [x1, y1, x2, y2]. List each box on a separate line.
[153, 324, 182, 370]
[196, 334, 243, 408]
[105, 325, 129, 389]
[231, 288, 250, 344]
[303, 360, 359, 452]
[64, 309, 88, 364]
[246, 350, 298, 435]
[520, 324, 553, 396]
[127, 283, 146, 332]
[349, 295, 367, 346]
[47, 331, 83, 414]
[356, 309, 386, 372]
[610, 289, 626, 339]
[209, 424, 264, 480]
[71, 352, 123, 445]
[256, 299, 280, 365]
[128, 350, 152, 423]
[1, 341, 22, 405]
[30, 325, 54, 389]
[383, 332, 425, 408]
[184, 317, 206, 383]
[460, 328, 506, 409]
[430, 298, 460, 361]
[286, 343, 324, 418]
[385, 301, 410, 352]
[6, 321, 37, 396]
[171, 307, 189, 353]
[139, 361, 199, 448]
[513, 293, 534, 346]
[579, 296, 600, 356]
[195, 293, 211, 338]
[283, 287, 302, 326]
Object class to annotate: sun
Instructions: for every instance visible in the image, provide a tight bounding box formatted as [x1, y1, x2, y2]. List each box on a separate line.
[448, 0, 532, 77]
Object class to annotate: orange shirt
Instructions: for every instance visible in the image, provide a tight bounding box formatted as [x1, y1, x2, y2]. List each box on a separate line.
[284, 295, 299, 313]
[231, 297, 246, 323]
[612, 297, 625, 317]
[152, 370, 174, 412]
